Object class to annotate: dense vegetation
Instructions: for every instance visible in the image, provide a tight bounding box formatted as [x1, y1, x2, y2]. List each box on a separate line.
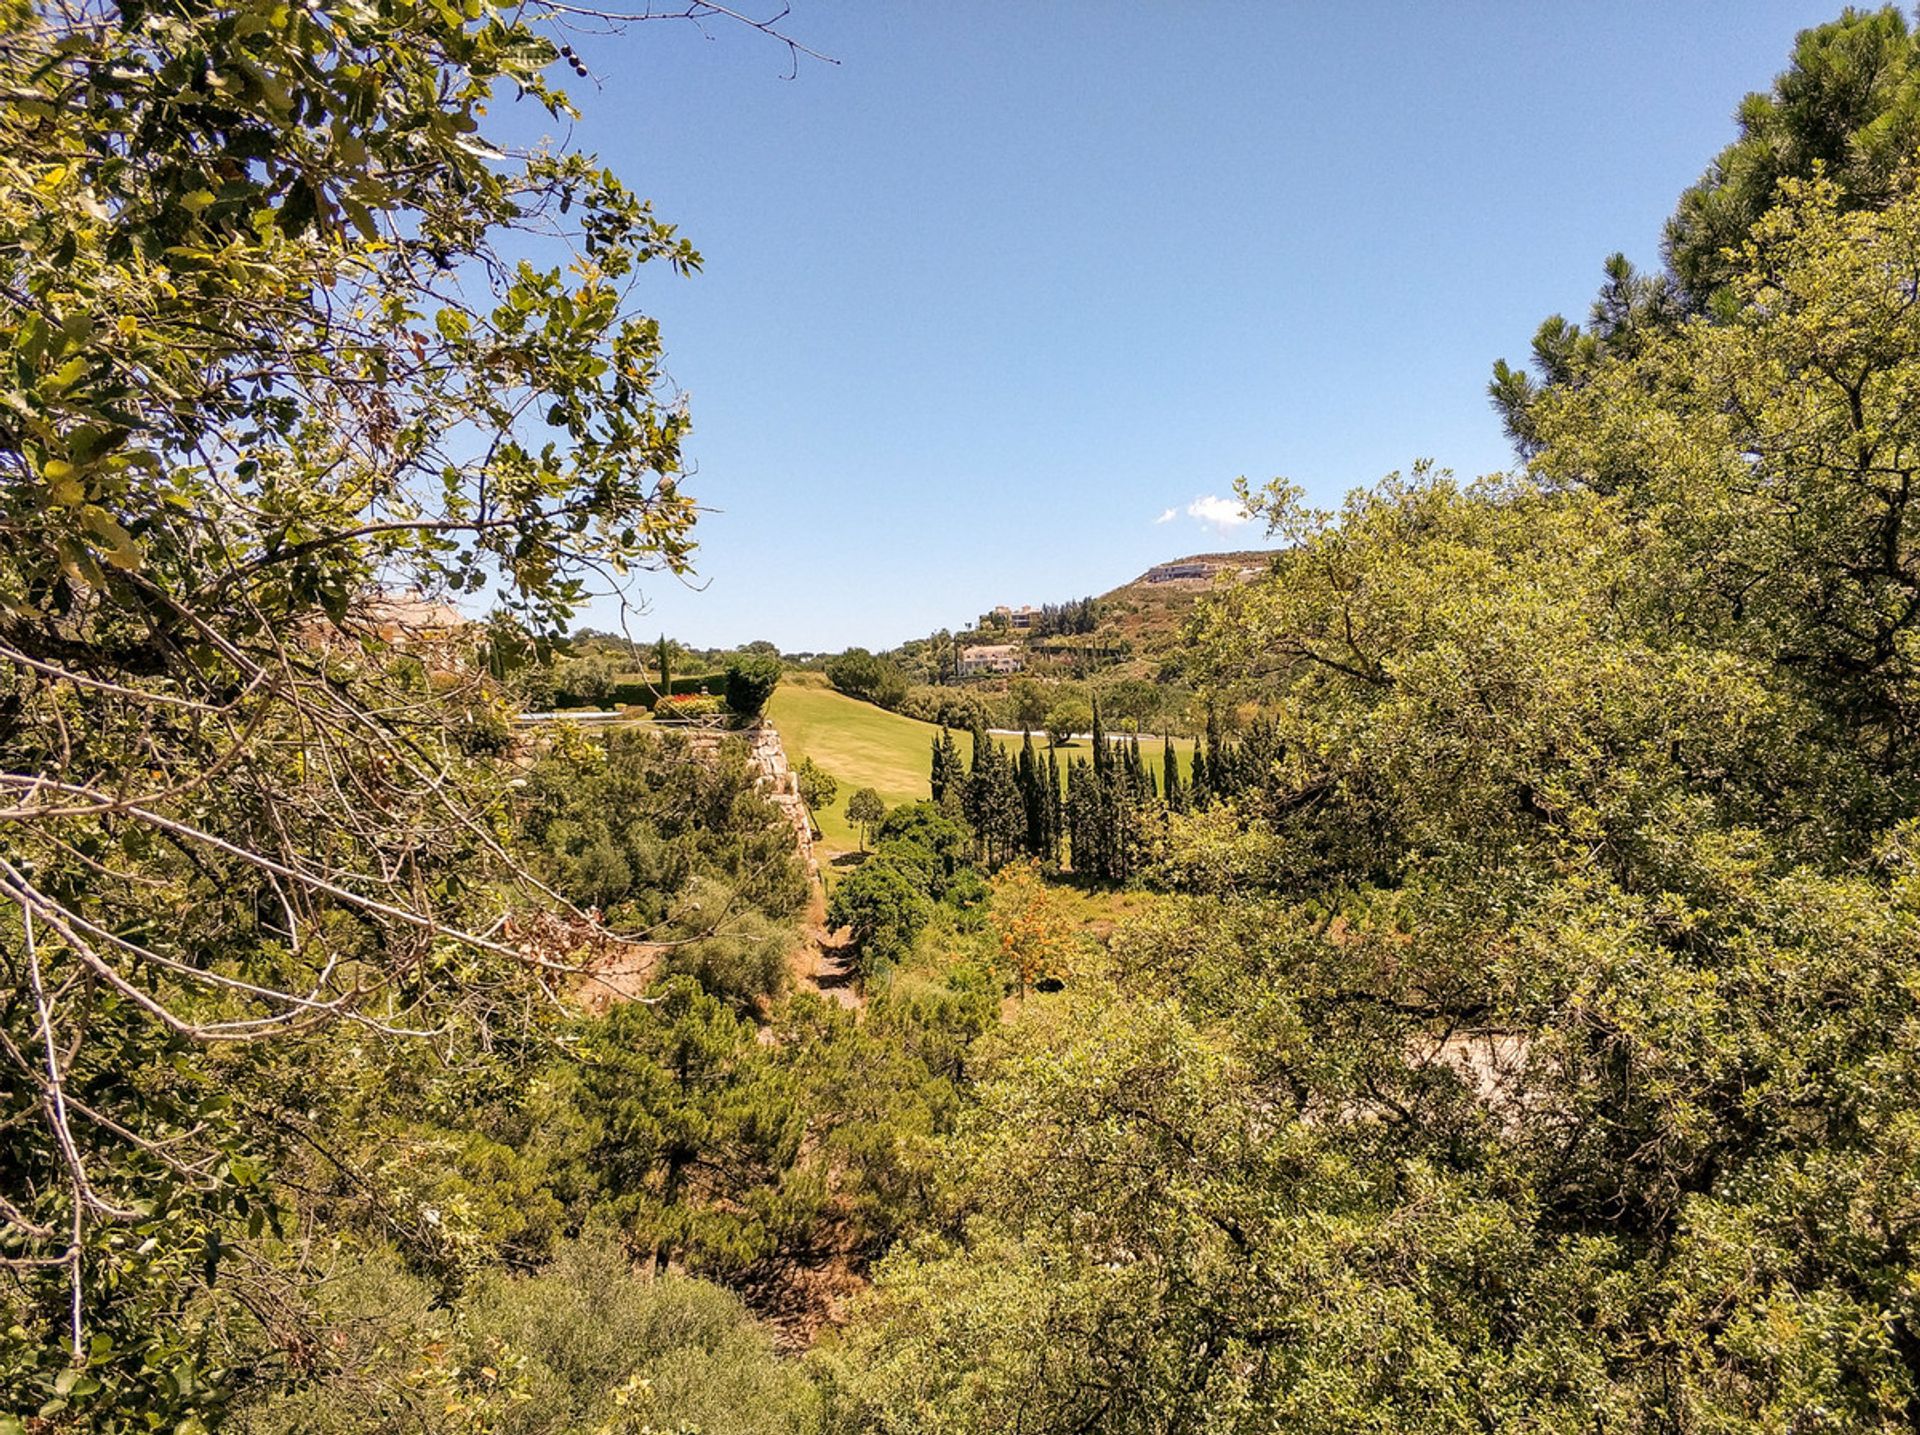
[11, 1, 1920, 1430]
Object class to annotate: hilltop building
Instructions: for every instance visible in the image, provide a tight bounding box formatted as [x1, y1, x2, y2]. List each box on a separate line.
[1145, 559, 1226, 584]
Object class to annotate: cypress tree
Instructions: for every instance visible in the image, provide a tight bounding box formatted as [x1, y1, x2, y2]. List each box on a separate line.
[1163, 735, 1184, 812]
[1046, 746, 1065, 868]
[983, 740, 1024, 868]
[1017, 729, 1047, 859]
[931, 726, 953, 804]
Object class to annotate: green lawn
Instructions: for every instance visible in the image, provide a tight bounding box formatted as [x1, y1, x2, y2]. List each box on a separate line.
[765, 680, 938, 854]
[765, 677, 1196, 858]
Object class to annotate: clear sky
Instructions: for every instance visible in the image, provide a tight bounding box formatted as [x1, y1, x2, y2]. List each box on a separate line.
[538, 2, 1851, 653]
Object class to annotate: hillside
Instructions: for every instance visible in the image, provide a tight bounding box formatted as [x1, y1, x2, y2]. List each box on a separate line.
[1089, 549, 1276, 656]
[766, 676, 1195, 861]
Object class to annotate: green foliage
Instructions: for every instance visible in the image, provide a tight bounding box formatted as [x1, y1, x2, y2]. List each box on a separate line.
[1006, 678, 1050, 731]
[825, 649, 910, 710]
[227, 1236, 819, 1434]
[0, 0, 711, 1401]
[1043, 697, 1091, 748]
[517, 727, 807, 930]
[658, 883, 792, 1012]
[845, 787, 887, 851]
[795, 756, 839, 815]
[875, 803, 972, 899]
[725, 654, 784, 718]
[825, 860, 932, 974]
[826, 164, 1920, 1430]
[577, 980, 813, 1277]
[1492, 6, 1920, 455]
[552, 656, 622, 709]
[1666, 5, 1920, 307]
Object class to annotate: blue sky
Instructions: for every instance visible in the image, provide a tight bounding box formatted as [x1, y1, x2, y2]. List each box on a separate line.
[537, 2, 1849, 652]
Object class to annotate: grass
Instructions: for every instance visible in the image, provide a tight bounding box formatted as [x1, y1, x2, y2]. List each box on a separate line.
[765, 675, 1197, 859]
[765, 678, 937, 855]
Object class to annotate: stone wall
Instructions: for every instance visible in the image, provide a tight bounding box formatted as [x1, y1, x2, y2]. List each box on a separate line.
[683, 722, 820, 886]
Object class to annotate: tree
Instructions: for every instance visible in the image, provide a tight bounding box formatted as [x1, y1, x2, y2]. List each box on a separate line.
[1162, 735, 1186, 813]
[873, 803, 972, 899]
[1044, 698, 1092, 749]
[1535, 172, 1920, 766]
[930, 727, 964, 807]
[795, 756, 839, 822]
[846, 788, 887, 851]
[824, 859, 931, 973]
[0, 0, 814, 1407]
[1008, 678, 1050, 732]
[826, 648, 909, 709]
[723, 654, 782, 719]
[1491, 7, 1920, 455]
[552, 655, 621, 709]
[986, 863, 1074, 998]
[1665, 6, 1920, 308]
[579, 979, 805, 1277]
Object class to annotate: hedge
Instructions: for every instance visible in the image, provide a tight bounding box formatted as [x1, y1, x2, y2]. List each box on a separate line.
[550, 674, 718, 711]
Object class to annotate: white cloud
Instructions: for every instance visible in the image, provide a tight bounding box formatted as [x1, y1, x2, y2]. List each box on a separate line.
[1153, 507, 1177, 525]
[1186, 494, 1250, 530]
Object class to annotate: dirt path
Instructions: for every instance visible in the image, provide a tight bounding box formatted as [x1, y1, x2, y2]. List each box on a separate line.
[790, 881, 860, 1007]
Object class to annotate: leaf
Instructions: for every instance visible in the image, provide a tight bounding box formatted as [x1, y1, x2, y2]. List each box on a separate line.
[45, 356, 87, 391]
[82, 507, 143, 570]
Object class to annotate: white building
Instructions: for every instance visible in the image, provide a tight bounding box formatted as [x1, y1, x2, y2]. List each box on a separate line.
[957, 643, 1024, 676]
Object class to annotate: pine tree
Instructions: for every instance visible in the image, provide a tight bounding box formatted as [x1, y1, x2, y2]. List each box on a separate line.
[963, 716, 992, 844]
[1065, 757, 1094, 876]
[937, 727, 967, 815]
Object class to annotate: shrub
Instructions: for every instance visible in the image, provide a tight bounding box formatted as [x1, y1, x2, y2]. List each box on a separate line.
[826, 648, 910, 709]
[826, 858, 933, 973]
[724, 654, 782, 717]
[660, 885, 791, 1011]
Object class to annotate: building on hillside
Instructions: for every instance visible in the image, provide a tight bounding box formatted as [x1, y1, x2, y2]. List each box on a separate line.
[986, 603, 1040, 630]
[1145, 560, 1224, 584]
[957, 643, 1024, 676]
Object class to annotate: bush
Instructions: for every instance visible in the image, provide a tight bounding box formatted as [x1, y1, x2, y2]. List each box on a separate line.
[897, 684, 992, 729]
[724, 654, 782, 717]
[660, 891, 791, 1012]
[229, 1237, 817, 1435]
[826, 647, 910, 709]
[826, 858, 933, 972]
